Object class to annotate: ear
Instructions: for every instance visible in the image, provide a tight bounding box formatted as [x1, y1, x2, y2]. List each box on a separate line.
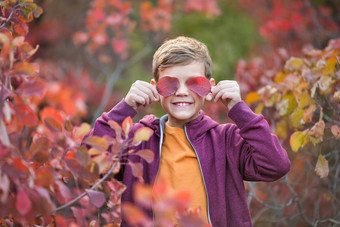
[205, 78, 215, 101]
[210, 78, 215, 87]
[150, 79, 156, 86]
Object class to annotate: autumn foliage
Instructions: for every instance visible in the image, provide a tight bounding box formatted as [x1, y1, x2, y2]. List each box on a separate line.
[1, 0, 340, 226]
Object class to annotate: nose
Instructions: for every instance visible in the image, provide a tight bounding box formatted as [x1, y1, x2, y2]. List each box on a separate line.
[175, 82, 189, 96]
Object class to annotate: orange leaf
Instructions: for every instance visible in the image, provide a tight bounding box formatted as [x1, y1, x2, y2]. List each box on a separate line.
[13, 157, 28, 173]
[83, 136, 108, 151]
[13, 62, 39, 76]
[122, 203, 151, 226]
[122, 116, 133, 138]
[35, 167, 55, 187]
[135, 149, 154, 163]
[315, 154, 329, 178]
[331, 125, 340, 139]
[244, 92, 261, 104]
[133, 127, 153, 144]
[44, 117, 63, 133]
[133, 184, 152, 208]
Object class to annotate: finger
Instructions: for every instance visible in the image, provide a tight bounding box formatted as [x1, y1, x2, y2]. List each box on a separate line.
[135, 81, 159, 101]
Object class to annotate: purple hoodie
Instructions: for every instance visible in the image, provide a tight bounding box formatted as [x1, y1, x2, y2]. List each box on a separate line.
[89, 99, 290, 227]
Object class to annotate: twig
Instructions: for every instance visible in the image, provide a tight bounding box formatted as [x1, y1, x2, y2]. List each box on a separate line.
[0, 5, 18, 29]
[52, 154, 122, 213]
[92, 45, 152, 122]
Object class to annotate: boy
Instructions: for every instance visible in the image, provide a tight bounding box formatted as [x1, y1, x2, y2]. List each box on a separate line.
[89, 36, 290, 226]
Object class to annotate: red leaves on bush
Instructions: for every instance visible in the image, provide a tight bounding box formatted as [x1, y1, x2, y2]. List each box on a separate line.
[16, 188, 32, 216]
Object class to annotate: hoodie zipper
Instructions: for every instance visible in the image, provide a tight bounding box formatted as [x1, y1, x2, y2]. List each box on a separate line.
[152, 116, 165, 226]
[184, 124, 212, 226]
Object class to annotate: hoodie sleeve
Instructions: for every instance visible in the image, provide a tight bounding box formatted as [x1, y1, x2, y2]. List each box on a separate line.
[227, 101, 290, 182]
[86, 99, 138, 138]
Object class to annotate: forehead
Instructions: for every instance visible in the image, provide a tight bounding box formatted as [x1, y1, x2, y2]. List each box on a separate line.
[159, 61, 205, 80]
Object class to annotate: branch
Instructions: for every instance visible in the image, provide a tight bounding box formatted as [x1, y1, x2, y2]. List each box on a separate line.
[0, 5, 18, 29]
[283, 177, 314, 226]
[248, 182, 293, 210]
[52, 154, 122, 213]
[92, 45, 152, 122]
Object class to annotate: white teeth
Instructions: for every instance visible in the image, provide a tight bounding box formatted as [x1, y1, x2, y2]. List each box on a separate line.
[176, 103, 189, 106]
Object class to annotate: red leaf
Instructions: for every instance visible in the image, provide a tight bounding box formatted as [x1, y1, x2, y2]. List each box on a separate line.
[112, 38, 128, 54]
[30, 136, 50, 163]
[156, 76, 179, 97]
[13, 100, 38, 126]
[186, 76, 211, 96]
[35, 167, 55, 187]
[16, 78, 46, 97]
[135, 149, 154, 163]
[86, 189, 106, 208]
[129, 161, 143, 178]
[16, 188, 32, 215]
[13, 157, 28, 173]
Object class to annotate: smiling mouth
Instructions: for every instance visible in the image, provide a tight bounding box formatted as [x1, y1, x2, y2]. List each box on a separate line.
[173, 102, 192, 107]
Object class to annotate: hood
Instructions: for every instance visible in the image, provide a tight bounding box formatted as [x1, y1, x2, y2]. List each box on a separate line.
[139, 110, 219, 140]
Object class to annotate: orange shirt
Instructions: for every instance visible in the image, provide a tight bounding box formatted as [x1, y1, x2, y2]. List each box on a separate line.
[153, 123, 208, 225]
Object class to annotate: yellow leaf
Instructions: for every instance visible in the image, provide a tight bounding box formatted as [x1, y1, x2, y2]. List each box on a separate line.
[133, 127, 153, 144]
[297, 92, 311, 109]
[74, 123, 91, 138]
[284, 57, 304, 72]
[315, 154, 329, 178]
[83, 136, 108, 151]
[275, 119, 287, 139]
[322, 58, 338, 76]
[290, 131, 304, 152]
[276, 92, 297, 117]
[289, 108, 305, 129]
[255, 102, 264, 114]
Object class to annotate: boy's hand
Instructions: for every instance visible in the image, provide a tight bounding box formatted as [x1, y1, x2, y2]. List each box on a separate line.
[206, 80, 242, 110]
[125, 80, 159, 109]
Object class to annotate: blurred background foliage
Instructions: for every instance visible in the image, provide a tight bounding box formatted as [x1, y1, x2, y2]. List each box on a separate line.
[28, 0, 262, 119]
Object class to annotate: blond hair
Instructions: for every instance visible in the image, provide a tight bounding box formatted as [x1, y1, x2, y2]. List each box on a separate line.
[152, 36, 212, 81]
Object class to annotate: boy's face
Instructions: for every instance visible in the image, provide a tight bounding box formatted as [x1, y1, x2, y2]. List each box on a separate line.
[153, 61, 214, 128]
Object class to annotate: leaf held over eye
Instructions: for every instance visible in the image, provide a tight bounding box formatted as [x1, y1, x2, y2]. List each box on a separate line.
[186, 77, 211, 96]
[156, 76, 179, 96]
